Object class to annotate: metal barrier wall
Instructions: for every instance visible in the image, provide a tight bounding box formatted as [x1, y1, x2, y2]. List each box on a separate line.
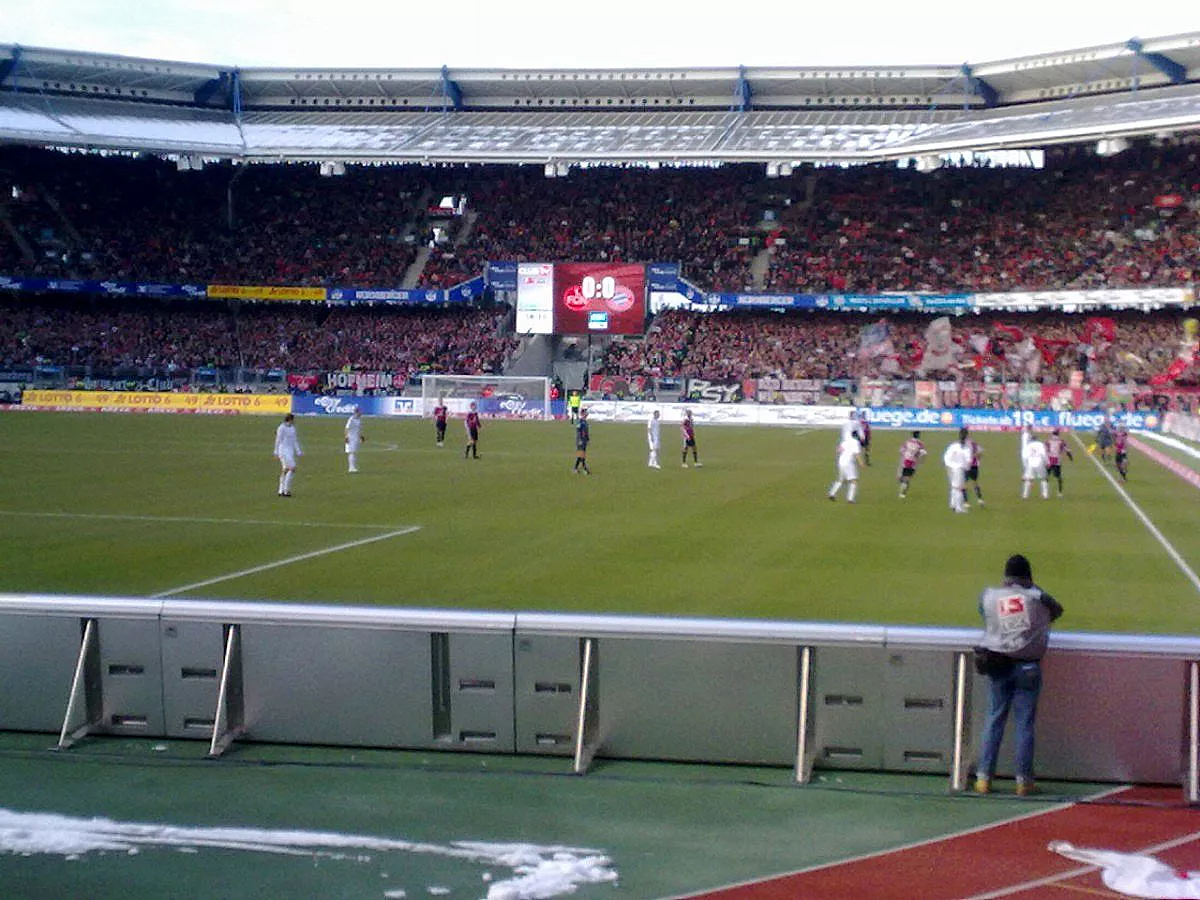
[1, 595, 1196, 799]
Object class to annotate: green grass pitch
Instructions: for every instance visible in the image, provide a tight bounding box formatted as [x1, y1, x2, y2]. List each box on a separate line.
[0, 411, 1197, 636]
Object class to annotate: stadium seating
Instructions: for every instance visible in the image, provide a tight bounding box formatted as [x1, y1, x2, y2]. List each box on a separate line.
[1, 140, 1196, 390]
[1, 140, 1195, 293]
[0, 295, 516, 384]
[593, 308, 1198, 386]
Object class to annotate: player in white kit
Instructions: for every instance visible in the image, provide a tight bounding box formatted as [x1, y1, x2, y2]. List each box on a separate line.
[647, 410, 661, 469]
[344, 407, 365, 473]
[1021, 434, 1050, 500]
[840, 410, 863, 444]
[274, 413, 302, 497]
[828, 434, 862, 503]
[943, 429, 971, 513]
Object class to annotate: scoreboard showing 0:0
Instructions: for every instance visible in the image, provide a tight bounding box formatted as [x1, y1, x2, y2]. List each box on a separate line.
[578, 275, 617, 302]
[514, 262, 646, 335]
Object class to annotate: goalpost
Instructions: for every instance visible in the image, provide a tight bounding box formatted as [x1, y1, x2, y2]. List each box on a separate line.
[420, 374, 552, 419]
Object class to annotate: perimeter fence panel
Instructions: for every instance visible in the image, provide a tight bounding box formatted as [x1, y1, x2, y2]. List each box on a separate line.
[2, 596, 1197, 796]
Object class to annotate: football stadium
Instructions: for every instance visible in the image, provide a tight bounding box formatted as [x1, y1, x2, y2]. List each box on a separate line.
[2, 29, 1200, 900]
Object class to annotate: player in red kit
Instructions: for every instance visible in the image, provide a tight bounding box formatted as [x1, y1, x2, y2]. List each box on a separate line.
[963, 430, 985, 507]
[897, 430, 927, 499]
[1113, 426, 1129, 481]
[1045, 428, 1074, 497]
[433, 396, 449, 447]
[464, 402, 481, 459]
[859, 418, 872, 466]
[681, 410, 701, 468]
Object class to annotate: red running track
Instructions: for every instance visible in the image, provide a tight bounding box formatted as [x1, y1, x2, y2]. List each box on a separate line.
[687, 787, 1199, 900]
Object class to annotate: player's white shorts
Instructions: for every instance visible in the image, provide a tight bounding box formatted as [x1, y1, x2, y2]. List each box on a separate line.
[948, 469, 966, 489]
[278, 451, 298, 469]
[837, 460, 858, 481]
[1023, 464, 1047, 480]
[345, 438, 361, 454]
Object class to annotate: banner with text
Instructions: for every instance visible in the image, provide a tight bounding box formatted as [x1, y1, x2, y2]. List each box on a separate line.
[21, 390, 291, 415]
[291, 395, 389, 417]
[861, 406, 1162, 432]
[0, 275, 204, 299]
[577, 401, 1162, 431]
[684, 379, 749, 403]
[325, 370, 409, 392]
[207, 284, 327, 302]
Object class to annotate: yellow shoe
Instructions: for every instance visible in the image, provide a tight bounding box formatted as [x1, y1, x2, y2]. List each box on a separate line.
[973, 777, 991, 794]
[1016, 780, 1038, 797]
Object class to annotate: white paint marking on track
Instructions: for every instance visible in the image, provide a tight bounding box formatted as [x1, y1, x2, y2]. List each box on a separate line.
[1128, 434, 1200, 494]
[0, 511, 408, 530]
[151, 526, 422, 598]
[657, 787, 1130, 899]
[1071, 433, 1200, 595]
[1139, 430, 1200, 462]
[957, 828, 1200, 900]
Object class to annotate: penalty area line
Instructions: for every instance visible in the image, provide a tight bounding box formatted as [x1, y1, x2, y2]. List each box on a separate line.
[151, 525, 422, 598]
[1071, 433, 1200, 596]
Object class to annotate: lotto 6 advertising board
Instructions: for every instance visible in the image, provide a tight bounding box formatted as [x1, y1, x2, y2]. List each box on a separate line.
[554, 263, 646, 335]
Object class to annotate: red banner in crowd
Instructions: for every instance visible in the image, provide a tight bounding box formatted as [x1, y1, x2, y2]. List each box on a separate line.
[993, 323, 1024, 341]
[1033, 336, 1074, 365]
[1039, 384, 1108, 407]
[1084, 316, 1117, 345]
[589, 374, 647, 397]
[288, 374, 320, 392]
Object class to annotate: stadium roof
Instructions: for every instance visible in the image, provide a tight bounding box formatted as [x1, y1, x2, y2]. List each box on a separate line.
[1, 33, 1198, 165]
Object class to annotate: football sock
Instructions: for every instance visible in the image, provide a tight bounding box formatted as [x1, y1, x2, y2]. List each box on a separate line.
[847, 482, 857, 502]
[282, 471, 294, 493]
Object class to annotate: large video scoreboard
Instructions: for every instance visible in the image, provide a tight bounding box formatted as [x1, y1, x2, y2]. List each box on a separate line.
[515, 262, 647, 336]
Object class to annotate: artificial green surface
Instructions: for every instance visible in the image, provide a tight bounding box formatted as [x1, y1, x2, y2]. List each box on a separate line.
[0, 732, 1108, 900]
[0, 412, 1197, 634]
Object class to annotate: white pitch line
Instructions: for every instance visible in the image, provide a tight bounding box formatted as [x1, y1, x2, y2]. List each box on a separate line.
[1071, 433, 1200, 595]
[151, 526, 422, 598]
[0, 511, 408, 530]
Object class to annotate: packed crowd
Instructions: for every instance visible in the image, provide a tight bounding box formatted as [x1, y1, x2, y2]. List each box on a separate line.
[1, 150, 425, 286]
[0, 295, 517, 380]
[762, 143, 1199, 294]
[595, 308, 1198, 385]
[418, 166, 760, 290]
[2, 141, 1196, 296]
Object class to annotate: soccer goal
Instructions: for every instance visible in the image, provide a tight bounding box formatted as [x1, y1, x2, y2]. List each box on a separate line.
[420, 374, 552, 419]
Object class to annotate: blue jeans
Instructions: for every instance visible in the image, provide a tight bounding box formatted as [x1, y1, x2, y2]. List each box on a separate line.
[976, 660, 1042, 781]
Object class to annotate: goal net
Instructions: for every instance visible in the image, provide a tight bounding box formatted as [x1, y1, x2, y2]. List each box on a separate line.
[420, 374, 551, 419]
